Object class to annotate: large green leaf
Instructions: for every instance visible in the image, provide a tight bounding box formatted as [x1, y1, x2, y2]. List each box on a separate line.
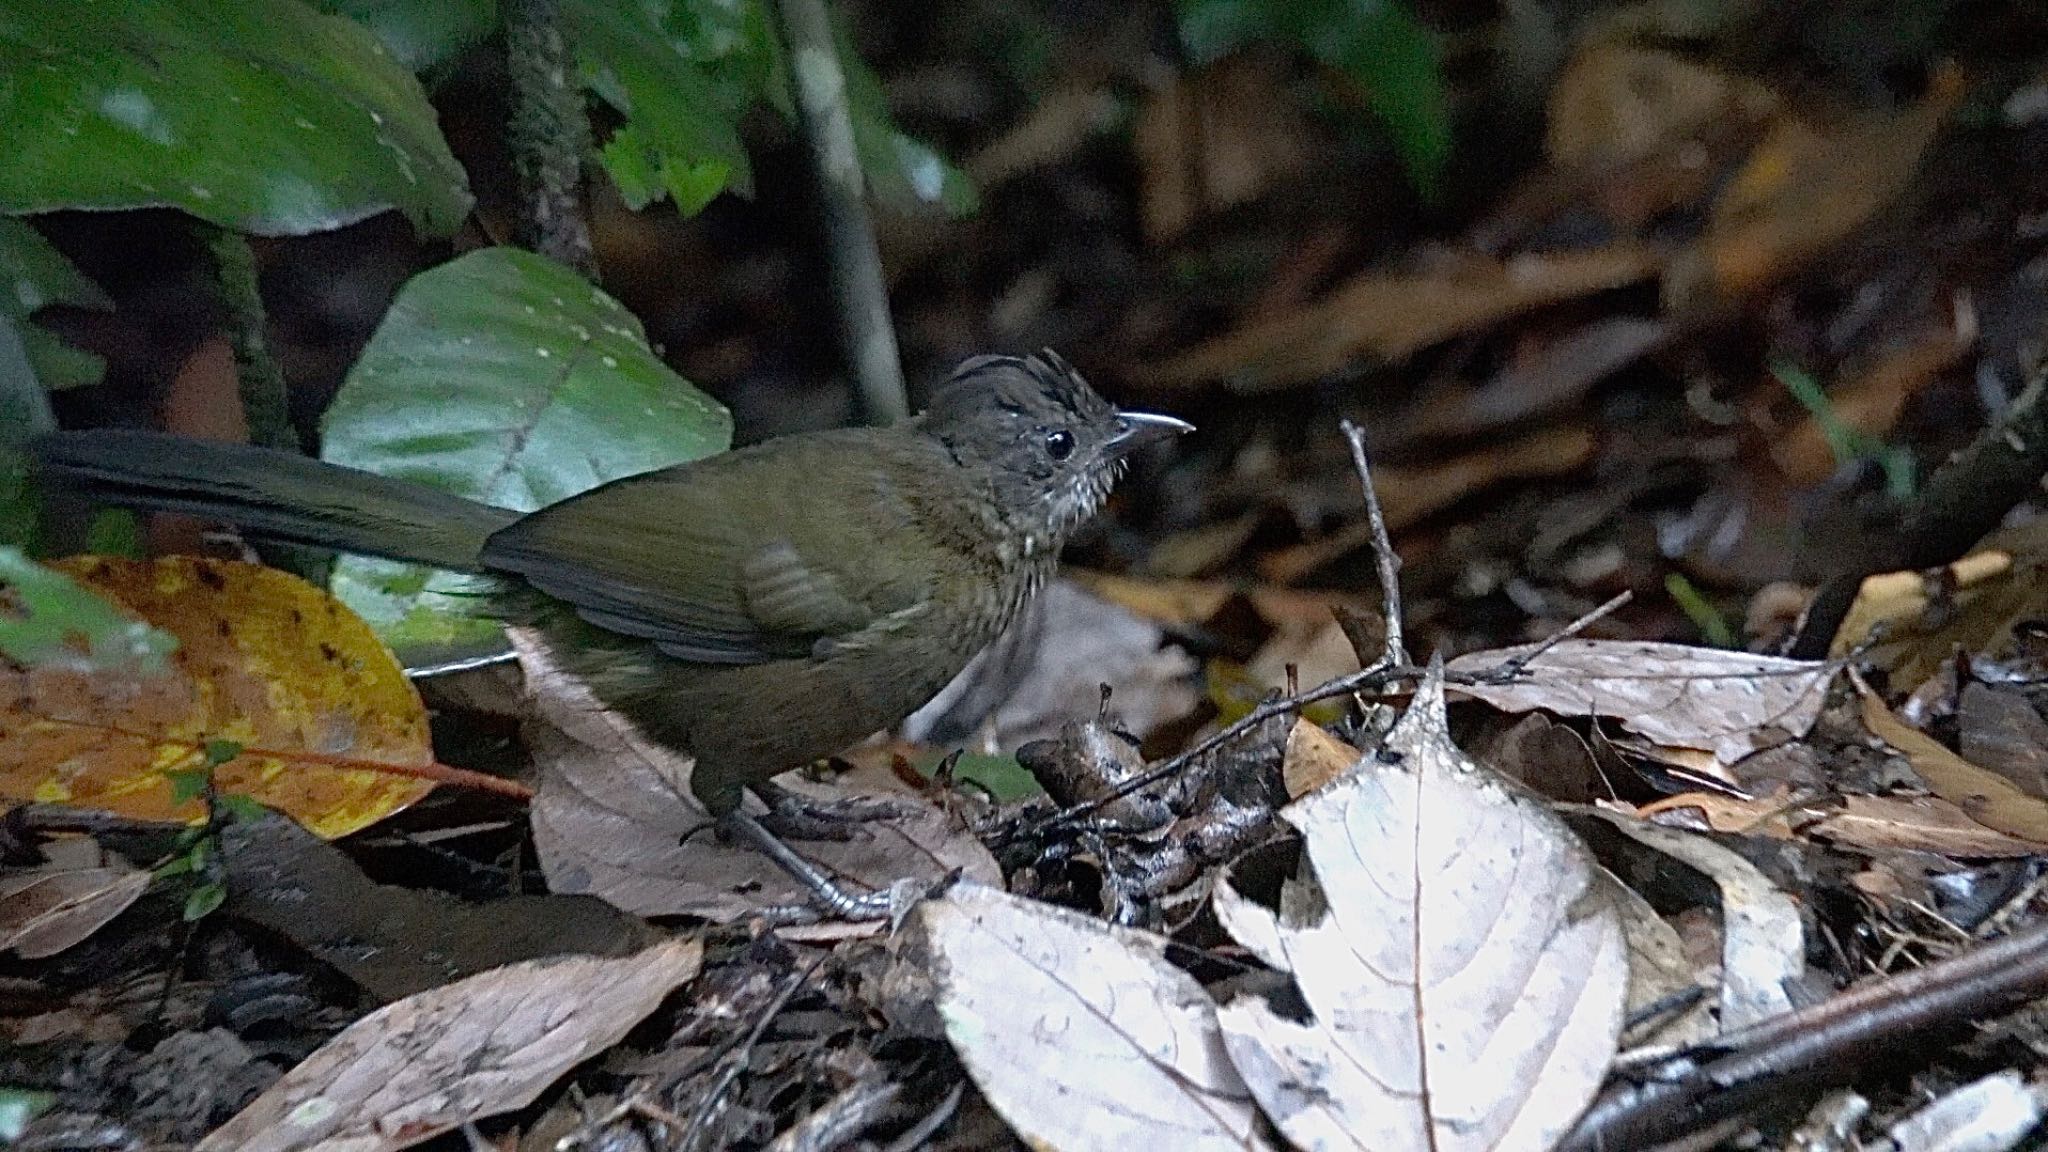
[1177, 0, 1448, 196]
[0, 546, 176, 673]
[0, 219, 112, 392]
[576, 0, 974, 217]
[0, 0, 472, 237]
[321, 0, 499, 74]
[322, 247, 732, 661]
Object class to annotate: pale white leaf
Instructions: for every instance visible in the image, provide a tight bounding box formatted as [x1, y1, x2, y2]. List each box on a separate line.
[909, 882, 1270, 1152]
[1884, 1071, 2047, 1152]
[1215, 668, 1626, 1152]
[1596, 813, 1803, 1029]
[1446, 640, 1831, 764]
[197, 936, 702, 1152]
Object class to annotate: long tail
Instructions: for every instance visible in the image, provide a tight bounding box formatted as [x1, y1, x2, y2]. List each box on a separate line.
[33, 429, 519, 573]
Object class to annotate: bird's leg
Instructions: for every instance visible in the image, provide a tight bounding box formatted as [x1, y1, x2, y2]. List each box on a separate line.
[720, 808, 894, 920]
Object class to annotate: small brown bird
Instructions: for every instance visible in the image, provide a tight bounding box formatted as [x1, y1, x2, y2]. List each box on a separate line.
[37, 351, 1190, 913]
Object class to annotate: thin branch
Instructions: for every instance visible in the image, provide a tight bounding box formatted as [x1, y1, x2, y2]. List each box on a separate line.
[1339, 419, 1406, 666]
[772, 0, 908, 423]
[682, 957, 824, 1152]
[506, 0, 597, 279]
[1468, 590, 1634, 684]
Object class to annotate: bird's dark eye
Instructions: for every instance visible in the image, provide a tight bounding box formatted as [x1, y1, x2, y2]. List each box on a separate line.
[1043, 429, 1076, 460]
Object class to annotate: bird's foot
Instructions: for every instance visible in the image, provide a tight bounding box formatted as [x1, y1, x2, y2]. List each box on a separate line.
[751, 780, 893, 842]
[720, 809, 899, 921]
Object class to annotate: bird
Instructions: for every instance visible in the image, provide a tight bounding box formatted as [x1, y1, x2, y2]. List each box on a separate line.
[35, 350, 1192, 915]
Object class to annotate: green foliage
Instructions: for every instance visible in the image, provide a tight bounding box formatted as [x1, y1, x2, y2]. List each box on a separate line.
[1176, 0, 1449, 196]
[0, 316, 52, 549]
[322, 247, 733, 661]
[0, 219, 112, 391]
[928, 751, 1043, 802]
[0, 0, 473, 237]
[321, 0, 499, 73]
[0, 1088, 56, 1141]
[1773, 361, 1917, 500]
[1664, 573, 1735, 648]
[0, 545, 176, 673]
[566, 0, 974, 217]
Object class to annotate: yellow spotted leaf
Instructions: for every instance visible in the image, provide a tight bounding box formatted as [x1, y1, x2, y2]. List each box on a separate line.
[0, 556, 434, 838]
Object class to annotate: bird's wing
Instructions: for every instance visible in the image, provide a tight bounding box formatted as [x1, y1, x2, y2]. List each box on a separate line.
[477, 436, 942, 664]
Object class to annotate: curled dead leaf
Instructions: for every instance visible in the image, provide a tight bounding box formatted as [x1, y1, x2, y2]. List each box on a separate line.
[0, 856, 149, 960]
[1857, 678, 2048, 847]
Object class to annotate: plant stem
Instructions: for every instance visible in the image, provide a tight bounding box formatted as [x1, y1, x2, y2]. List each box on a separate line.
[772, 0, 908, 424]
[506, 0, 597, 280]
[205, 228, 294, 453]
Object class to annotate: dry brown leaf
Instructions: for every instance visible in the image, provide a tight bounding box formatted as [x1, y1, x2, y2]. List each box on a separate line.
[1143, 247, 1663, 390]
[1606, 875, 1716, 1047]
[1135, 52, 1313, 243]
[0, 556, 433, 838]
[1857, 681, 2048, 846]
[0, 858, 149, 960]
[517, 631, 1000, 922]
[1214, 669, 1625, 1152]
[1258, 423, 1599, 583]
[1959, 684, 2048, 800]
[198, 936, 702, 1152]
[1281, 719, 1359, 799]
[1633, 790, 2048, 858]
[1446, 640, 1831, 767]
[1665, 64, 1962, 309]
[1546, 44, 1778, 171]
[905, 883, 1271, 1151]
[1831, 550, 2031, 692]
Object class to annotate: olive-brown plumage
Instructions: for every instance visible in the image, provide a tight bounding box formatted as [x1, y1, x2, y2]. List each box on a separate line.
[35, 352, 1189, 812]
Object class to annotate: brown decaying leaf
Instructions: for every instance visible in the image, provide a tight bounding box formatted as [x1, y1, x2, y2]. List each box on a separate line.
[1545, 45, 1778, 172]
[1135, 52, 1313, 244]
[1633, 790, 2048, 859]
[1959, 683, 2048, 800]
[1664, 63, 1962, 309]
[1831, 548, 2047, 692]
[0, 556, 433, 839]
[907, 883, 1271, 1152]
[196, 936, 703, 1152]
[1446, 639, 1832, 766]
[516, 630, 999, 922]
[0, 858, 149, 960]
[1857, 681, 2048, 847]
[1142, 247, 1663, 391]
[1280, 719, 1358, 799]
[1606, 874, 1717, 1047]
[1258, 423, 1598, 583]
[1213, 670, 1626, 1152]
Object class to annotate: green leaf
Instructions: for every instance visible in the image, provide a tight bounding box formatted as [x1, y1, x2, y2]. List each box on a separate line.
[165, 766, 212, 806]
[320, 0, 499, 73]
[322, 247, 732, 661]
[0, 546, 176, 673]
[1174, 0, 1449, 195]
[564, 0, 752, 208]
[216, 792, 267, 823]
[0, 315, 51, 549]
[204, 739, 245, 767]
[0, 0, 473, 237]
[927, 752, 1043, 802]
[600, 124, 732, 214]
[0, 1087, 55, 1141]
[0, 219, 110, 391]
[835, 29, 977, 216]
[183, 880, 226, 922]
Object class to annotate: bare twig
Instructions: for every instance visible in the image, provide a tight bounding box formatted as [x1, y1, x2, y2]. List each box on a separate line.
[767, 1076, 904, 1152]
[1339, 419, 1406, 666]
[882, 1082, 965, 1152]
[771, 0, 908, 423]
[1468, 590, 1634, 684]
[506, 0, 597, 279]
[681, 957, 824, 1152]
[1560, 917, 2048, 1151]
